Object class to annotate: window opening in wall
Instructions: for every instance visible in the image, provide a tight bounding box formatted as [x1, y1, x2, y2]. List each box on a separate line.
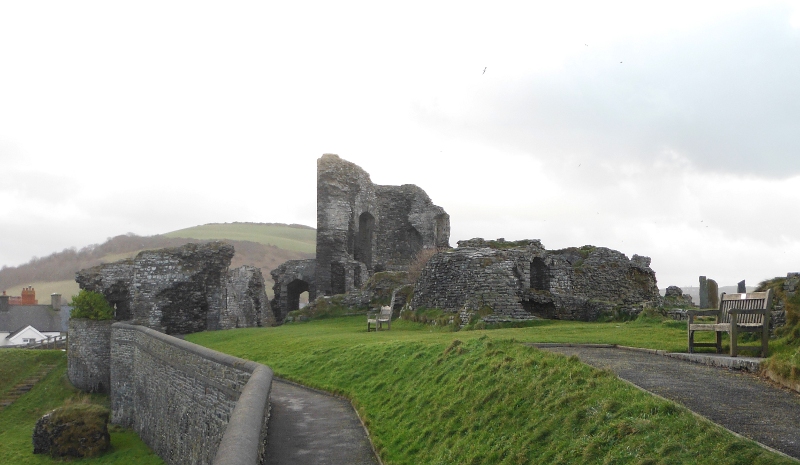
[406, 226, 423, 257]
[530, 257, 549, 290]
[354, 264, 362, 289]
[298, 291, 309, 308]
[355, 212, 375, 270]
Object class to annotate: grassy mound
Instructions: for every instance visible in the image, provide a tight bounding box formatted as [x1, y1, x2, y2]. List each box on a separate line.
[35, 403, 111, 458]
[188, 317, 789, 464]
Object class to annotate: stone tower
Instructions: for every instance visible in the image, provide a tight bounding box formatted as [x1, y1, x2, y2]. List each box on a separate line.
[314, 154, 450, 297]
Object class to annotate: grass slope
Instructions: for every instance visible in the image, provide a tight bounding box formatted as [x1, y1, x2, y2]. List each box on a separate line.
[163, 222, 316, 254]
[188, 317, 789, 465]
[0, 350, 63, 398]
[0, 350, 163, 464]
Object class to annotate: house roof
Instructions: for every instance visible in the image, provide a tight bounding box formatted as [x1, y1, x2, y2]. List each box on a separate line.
[0, 305, 68, 333]
[6, 325, 45, 340]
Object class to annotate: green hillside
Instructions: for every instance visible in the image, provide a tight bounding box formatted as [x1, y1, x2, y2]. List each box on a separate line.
[0, 223, 316, 301]
[163, 223, 316, 254]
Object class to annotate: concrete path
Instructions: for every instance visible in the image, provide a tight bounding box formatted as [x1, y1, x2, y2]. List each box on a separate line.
[535, 345, 800, 460]
[265, 379, 379, 465]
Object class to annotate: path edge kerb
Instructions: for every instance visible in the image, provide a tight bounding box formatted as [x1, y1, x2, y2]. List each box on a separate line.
[527, 343, 799, 463]
[526, 343, 762, 372]
[274, 377, 384, 465]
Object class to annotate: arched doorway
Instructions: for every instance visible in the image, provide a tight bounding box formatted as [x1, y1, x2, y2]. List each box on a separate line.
[287, 279, 310, 311]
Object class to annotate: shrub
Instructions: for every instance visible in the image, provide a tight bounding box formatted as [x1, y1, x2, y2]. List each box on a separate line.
[70, 290, 114, 320]
[757, 277, 800, 342]
[406, 247, 440, 285]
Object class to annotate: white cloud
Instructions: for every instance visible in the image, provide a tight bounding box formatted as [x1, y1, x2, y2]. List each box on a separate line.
[0, 1, 798, 288]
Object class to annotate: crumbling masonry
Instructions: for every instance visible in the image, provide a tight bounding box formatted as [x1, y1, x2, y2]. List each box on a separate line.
[76, 242, 272, 334]
[272, 154, 661, 323]
[271, 154, 450, 320]
[410, 238, 660, 322]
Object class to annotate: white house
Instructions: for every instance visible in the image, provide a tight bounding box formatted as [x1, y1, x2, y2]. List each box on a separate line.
[3, 325, 54, 346]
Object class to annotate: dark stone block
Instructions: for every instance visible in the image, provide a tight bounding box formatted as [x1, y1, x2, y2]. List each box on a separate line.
[699, 276, 708, 308]
[665, 286, 683, 298]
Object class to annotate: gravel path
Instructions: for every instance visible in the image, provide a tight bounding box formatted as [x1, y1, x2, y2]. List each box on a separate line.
[265, 379, 379, 465]
[536, 345, 800, 460]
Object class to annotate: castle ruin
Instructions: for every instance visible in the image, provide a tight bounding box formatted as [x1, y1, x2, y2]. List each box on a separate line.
[271, 154, 450, 320]
[411, 238, 660, 322]
[76, 242, 272, 334]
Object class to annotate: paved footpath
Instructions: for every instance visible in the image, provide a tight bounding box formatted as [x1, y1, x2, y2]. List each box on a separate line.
[265, 379, 379, 465]
[536, 345, 800, 460]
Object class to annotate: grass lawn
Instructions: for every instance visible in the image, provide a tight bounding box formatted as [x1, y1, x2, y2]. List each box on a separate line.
[188, 316, 792, 465]
[163, 222, 316, 254]
[0, 350, 164, 465]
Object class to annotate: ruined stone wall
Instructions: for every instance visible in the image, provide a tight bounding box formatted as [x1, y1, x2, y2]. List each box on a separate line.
[75, 259, 134, 319]
[76, 242, 267, 335]
[225, 265, 272, 327]
[315, 154, 449, 297]
[111, 323, 272, 465]
[130, 243, 232, 333]
[67, 319, 113, 393]
[410, 239, 660, 322]
[546, 248, 658, 304]
[411, 247, 535, 320]
[270, 259, 316, 323]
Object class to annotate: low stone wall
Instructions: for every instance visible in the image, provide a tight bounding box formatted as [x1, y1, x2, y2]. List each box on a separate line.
[110, 323, 272, 465]
[67, 319, 113, 393]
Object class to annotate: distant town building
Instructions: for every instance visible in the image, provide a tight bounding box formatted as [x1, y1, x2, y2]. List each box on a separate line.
[6, 286, 39, 305]
[0, 290, 68, 347]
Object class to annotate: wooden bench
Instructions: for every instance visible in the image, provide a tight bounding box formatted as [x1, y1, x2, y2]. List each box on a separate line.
[688, 290, 772, 357]
[367, 306, 392, 332]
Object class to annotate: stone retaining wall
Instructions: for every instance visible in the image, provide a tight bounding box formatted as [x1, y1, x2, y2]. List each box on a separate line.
[110, 323, 272, 465]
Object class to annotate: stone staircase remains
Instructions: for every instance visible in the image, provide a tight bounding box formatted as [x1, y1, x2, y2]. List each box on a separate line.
[0, 364, 57, 409]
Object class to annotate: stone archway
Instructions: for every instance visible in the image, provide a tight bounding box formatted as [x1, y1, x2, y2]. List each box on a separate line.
[286, 279, 310, 312]
[270, 258, 317, 324]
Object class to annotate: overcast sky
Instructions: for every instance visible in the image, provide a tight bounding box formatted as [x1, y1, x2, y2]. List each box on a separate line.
[1, 1, 798, 287]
